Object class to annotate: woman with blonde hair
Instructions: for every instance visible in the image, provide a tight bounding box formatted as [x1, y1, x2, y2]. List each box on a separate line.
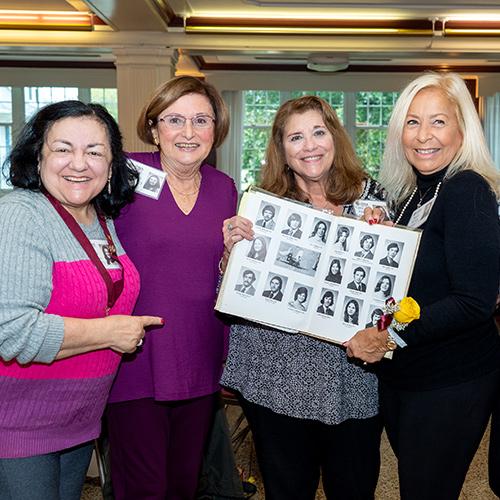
[221, 96, 386, 500]
[346, 72, 500, 500]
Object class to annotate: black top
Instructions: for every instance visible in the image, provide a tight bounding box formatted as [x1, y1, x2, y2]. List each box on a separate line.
[378, 169, 500, 390]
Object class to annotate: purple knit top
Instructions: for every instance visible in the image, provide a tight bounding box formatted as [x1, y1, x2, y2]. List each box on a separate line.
[108, 152, 237, 402]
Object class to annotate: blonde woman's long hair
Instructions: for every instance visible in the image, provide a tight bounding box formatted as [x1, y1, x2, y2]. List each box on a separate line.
[380, 72, 500, 205]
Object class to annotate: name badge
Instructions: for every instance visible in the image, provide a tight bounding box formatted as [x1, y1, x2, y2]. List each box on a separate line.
[130, 159, 166, 200]
[91, 239, 121, 270]
[351, 199, 388, 218]
[407, 197, 436, 229]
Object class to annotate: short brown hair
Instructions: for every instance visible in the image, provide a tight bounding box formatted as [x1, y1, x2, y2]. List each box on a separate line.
[260, 96, 366, 204]
[137, 75, 229, 148]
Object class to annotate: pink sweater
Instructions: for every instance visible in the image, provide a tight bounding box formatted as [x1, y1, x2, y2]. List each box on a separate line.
[0, 191, 140, 458]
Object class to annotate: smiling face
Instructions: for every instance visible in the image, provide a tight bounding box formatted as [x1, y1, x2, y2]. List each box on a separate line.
[402, 88, 463, 175]
[380, 277, 391, 291]
[270, 278, 281, 292]
[323, 294, 333, 307]
[283, 109, 334, 188]
[362, 236, 374, 250]
[39, 116, 111, 221]
[263, 208, 274, 221]
[347, 302, 356, 316]
[388, 246, 399, 259]
[331, 261, 340, 274]
[154, 93, 215, 172]
[353, 270, 365, 284]
[316, 222, 326, 237]
[243, 272, 255, 287]
[297, 291, 307, 303]
[253, 239, 263, 252]
[338, 230, 348, 243]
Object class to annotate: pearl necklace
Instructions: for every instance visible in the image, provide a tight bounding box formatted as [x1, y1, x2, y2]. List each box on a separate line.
[394, 181, 442, 225]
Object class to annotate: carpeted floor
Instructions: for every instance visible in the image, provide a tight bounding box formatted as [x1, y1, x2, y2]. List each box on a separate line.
[81, 405, 498, 499]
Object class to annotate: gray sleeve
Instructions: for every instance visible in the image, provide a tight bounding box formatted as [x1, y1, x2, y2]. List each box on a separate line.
[0, 200, 64, 364]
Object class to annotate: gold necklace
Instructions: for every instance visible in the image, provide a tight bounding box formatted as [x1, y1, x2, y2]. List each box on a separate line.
[167, 173, 201, 197]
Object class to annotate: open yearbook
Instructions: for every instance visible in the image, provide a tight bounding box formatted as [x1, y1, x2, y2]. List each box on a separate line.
[216, 187, 422, 345]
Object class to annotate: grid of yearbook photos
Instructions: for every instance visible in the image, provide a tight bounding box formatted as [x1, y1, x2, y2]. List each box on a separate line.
[216, 189, 421, 344]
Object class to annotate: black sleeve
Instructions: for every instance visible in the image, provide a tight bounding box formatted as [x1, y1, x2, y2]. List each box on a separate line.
[404, 172, 500, 346]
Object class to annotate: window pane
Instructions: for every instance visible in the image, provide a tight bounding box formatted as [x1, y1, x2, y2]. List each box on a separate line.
[91, 88, 118, 120]
[0, 87, 12, 189]
[356, 129, 387, 179]
[24, 87, 79, 120]
[290, 91, 344, 122]
[356, 91, 398, 127]
[0, 124, 12, 189]
[241, 91, 281, 190]
[0, 86, 12, 123]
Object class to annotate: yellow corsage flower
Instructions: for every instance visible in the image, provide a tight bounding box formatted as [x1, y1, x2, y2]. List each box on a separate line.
[393, 297, 420, 325]
[377, 296, 420, 332]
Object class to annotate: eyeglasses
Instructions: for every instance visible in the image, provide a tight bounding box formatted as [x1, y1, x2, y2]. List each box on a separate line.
[158, 113, 215, 130]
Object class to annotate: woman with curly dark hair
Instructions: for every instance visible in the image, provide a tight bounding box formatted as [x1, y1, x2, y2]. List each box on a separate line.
[0, 100, 162, 499]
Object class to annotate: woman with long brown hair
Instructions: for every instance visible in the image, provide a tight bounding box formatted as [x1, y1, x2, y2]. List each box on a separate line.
[221, 96, 386, 500]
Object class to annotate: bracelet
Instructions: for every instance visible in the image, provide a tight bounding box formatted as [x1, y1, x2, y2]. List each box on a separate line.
[387, 325, 407, 348]
[218, 257, 224, 275]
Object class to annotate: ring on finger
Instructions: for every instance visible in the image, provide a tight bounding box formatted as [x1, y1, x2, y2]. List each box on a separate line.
[227, 223, 233, 231]
[137, 338, 144, 347]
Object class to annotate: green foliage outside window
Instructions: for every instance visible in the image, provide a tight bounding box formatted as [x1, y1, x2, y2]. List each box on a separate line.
[355, 92, 399, 177]
[241, 90, 399, 191]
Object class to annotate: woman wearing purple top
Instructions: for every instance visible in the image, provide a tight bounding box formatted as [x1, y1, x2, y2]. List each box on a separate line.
[106, 76, 237, 499]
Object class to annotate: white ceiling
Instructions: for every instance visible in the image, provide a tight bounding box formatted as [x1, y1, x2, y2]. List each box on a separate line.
[0, 0, 498, 71]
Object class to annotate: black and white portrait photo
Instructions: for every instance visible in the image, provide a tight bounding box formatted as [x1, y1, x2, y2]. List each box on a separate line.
[235, 268, 259, 296]
[308, 218, 330, 245]
[354, 233, 379, 260]
[91, 240, 120, 270]
[288, 284, 312, 312]
[379, 241, 403, 268]
[281, 212, 304, 239]
[332, 225, 352, 252]
[255, 202, 279, 230]
[365, 306, 384, 328]
[262, 273, 287, 302]
[275, 242, 321, 277]
[246, 236, 270, 262]
[346, 265, 370, 292]
[373, 272, 396, 301]
[101, 244, 115, 266]
[343, 297, 363, 325]
[324, 257, 345, 284]
[316, 289, 338, 317]
[143, 174, 162, 193]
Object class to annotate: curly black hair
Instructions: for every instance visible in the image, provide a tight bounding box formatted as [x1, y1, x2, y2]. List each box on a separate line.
[6, 100, 138, 218]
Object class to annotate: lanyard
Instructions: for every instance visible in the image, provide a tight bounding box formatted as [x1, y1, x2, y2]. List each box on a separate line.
[43, 191, 124, 314]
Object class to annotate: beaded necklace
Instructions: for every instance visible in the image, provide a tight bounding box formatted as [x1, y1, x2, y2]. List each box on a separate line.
[394, 181, 442, 225]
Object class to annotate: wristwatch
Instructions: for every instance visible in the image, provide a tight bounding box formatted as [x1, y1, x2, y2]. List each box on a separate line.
[386, 333, 397, 351]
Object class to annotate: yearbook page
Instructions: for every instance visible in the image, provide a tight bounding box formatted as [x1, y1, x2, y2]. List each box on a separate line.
[216, 188, 421, 344]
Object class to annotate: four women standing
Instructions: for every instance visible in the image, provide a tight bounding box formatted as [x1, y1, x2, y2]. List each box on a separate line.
[1, 71, 497, 499]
